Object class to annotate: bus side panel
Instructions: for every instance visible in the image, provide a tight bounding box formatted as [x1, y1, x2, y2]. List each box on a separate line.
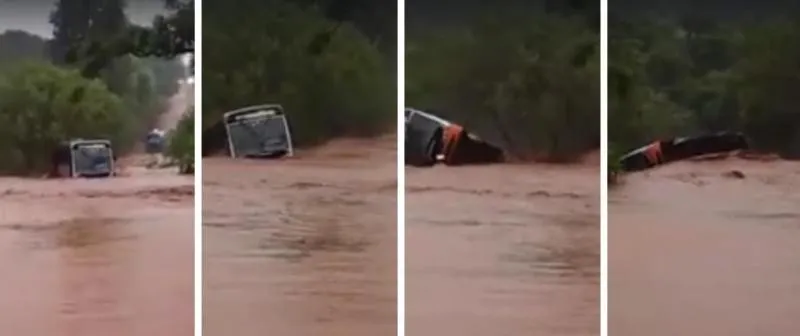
[445, 129, 504, 165]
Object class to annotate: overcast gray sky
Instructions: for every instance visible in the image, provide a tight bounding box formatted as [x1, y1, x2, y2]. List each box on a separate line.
[0, 0, 166, 37]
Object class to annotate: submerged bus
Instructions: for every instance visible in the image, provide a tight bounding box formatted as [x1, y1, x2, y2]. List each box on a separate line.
[222, 104, 294, 159]
[405, 108, 503, 166]
[50, 139, 116, 178]
[619, 131, 750, 172]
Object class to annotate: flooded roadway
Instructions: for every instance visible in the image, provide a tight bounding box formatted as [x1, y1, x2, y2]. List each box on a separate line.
[0, 80, 194, 335]
[202, 137, 397, 336]
[610, 159, 800, 336]
[406, 163, 600, 336]
[0, 168, 194, 336]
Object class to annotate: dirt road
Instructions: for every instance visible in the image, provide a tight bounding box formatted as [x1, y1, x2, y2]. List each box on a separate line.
[202, 137, 397, 336]
[610, 159, 800, 336]
[157, 82, 193, 131]
[406, 163, 600, 336]
[0, 170, 194, 336]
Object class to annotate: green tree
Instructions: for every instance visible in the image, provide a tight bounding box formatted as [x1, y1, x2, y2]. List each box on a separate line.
[167, 107, 194, 171]
[0, 62, 129, 175]
[52, 0, 193, 78]
[202, 0, 393, 146]
[49, 0, 128, 70]
[407, 13, 599, 161]
[47, 0, 194, 155]
[608, 16, 800, 159]
[735, 20, 800, 156]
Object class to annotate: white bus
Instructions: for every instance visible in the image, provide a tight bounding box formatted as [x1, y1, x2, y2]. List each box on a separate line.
[51, 139, 116, 178]
[222, 104, 294, 159]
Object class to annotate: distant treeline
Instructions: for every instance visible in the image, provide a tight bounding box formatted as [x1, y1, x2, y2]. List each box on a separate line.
[0, 0, 192, 175]
[609, 15, 800, 159]
[202, 0, 396, 147]
[407, 6, 599, 162]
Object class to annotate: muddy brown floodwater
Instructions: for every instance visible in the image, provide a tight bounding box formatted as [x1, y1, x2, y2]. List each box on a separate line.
[610, 159, 800, 336]
[406, 163, 600, 336]
[0, 168, 194, 336]
[202, 137, 397, 336]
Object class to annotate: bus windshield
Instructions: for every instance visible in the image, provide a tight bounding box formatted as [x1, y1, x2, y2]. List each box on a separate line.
[72, 143, 113, 176]
[225, 109, 291, 158]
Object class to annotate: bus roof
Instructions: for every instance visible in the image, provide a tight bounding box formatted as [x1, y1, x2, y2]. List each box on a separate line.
[67, 139, 112, 146]
[405, 107, 452, 127]
[223, 104, 285, 120]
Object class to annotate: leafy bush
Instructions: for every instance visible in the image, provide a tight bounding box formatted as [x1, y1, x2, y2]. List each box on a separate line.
[202, 0, 394, 146]
[0, 62, 128, 175]
[166, 107, 194, 171]
[407, 13, 599, 161]
[609, 17, 800, 158]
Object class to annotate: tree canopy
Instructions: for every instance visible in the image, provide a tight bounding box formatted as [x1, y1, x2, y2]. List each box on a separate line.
[50, 0, 193, 78]
[202, 0, 394, 147]
[407, 9, 599, 161]
[609, 15, 800, 159]
[0, 0, 193, 175]
[0, 62, 127, 174]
